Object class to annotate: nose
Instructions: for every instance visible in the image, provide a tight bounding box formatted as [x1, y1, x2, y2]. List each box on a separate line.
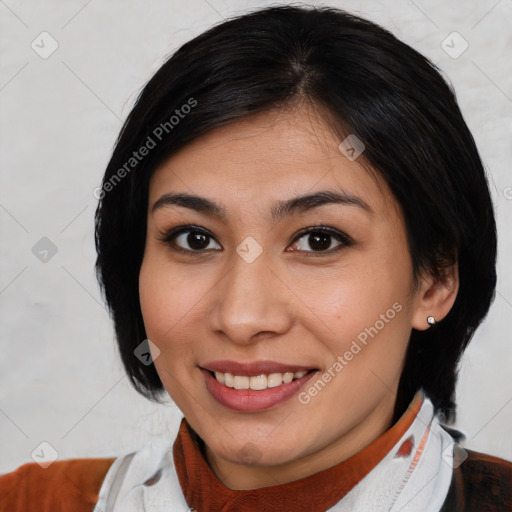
[207, 248, 293, 346]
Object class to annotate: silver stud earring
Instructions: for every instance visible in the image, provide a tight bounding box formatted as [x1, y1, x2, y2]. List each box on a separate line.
[427, 316, 436, 326]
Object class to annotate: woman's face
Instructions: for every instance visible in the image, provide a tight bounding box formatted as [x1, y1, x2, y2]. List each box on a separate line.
[139, 105, 447, 486]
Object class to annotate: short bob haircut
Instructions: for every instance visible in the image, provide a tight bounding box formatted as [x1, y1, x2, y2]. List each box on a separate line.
[95, 5, 497, 425]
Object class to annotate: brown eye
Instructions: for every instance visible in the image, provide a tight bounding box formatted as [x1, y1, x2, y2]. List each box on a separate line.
[159, 226, 222, 252]
[176, 231, 217, 250]
[290, 227, 353, 254]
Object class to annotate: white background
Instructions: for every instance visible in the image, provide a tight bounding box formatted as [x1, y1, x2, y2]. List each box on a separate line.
[1, 0, 511, 473]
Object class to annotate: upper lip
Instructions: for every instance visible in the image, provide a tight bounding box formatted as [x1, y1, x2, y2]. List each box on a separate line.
[200, 360, 317, 376]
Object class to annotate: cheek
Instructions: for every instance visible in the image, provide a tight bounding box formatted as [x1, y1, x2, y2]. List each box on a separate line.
[289, 254, 411, 368]
[139, 253, 205, 342]
[138, 256, 202, 398]
[291, 262, 396, 329]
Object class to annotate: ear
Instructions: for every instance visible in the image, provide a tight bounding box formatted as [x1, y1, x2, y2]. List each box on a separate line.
[411, 262, 459, 331]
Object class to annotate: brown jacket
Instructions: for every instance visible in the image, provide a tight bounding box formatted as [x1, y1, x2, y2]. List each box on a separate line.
[440, 449, 512, 512]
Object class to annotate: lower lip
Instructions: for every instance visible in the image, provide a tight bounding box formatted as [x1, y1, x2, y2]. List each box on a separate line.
[201, 368, 318, 412]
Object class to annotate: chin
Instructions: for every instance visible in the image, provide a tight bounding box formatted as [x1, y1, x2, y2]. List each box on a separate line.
[209, 433, 306, 467]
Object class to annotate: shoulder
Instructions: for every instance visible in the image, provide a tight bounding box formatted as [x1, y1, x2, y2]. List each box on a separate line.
[0, 457, 116, 511]
[442, 448, 512, 511]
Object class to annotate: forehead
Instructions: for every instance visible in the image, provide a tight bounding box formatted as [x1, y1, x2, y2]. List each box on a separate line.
[148, 106, 396, 219]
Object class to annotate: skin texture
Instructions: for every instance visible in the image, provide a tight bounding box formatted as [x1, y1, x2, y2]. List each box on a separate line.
[138, 103, 458, 490]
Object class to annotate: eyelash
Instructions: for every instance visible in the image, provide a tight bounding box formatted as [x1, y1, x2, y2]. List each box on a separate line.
[156, 224, 354, 257]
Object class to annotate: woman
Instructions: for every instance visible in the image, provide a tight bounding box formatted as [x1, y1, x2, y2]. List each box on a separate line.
[1, 5, 510, 511]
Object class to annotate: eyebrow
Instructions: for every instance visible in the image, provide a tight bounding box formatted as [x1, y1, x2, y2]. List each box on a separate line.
[151, 189, 373, 221]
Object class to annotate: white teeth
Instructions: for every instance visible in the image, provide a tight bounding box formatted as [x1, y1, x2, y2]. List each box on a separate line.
[282, 372, 294, 383]
[267, 373, 283, 388]
[249, 374, 268, 390]
[224, 373, 234, 388]
[233, 376, 250, 389]
[212, 370, 311, 390]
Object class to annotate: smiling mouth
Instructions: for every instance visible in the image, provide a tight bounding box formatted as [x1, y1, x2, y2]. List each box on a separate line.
[200, 363, 320, 412]
[207, 369, 317, 391]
